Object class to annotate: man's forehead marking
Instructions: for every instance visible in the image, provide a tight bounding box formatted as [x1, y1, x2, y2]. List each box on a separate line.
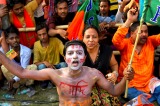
[67, 45, 83, 50]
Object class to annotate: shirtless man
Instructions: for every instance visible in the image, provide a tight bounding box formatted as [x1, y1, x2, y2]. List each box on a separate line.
[0, 40, 134, 106]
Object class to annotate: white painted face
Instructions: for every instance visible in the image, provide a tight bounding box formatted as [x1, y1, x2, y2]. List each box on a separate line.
[65, 45, 86, 71]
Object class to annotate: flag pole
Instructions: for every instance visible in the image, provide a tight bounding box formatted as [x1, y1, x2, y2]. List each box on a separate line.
[124, 18, 144, 98]
[124, 0, 151, 98]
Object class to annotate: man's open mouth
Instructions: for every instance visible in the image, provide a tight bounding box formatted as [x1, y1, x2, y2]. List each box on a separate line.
[72, 61, 79, 66]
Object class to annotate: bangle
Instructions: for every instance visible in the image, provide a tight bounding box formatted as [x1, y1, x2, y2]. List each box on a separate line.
[113, 71, 119, 77]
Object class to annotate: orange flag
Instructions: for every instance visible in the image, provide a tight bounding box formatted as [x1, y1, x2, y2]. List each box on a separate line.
[67, 0, 98, 40]
[0, 0, 6, 4]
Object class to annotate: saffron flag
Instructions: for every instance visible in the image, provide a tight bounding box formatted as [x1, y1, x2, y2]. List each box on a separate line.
[67, 0, 98, 40]
[124, 93, 154, 106]
[0, 0, 6, 4]
[140, 0, 160, 26]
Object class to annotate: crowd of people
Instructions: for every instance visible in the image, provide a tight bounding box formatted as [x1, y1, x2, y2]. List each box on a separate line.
[0, 0, 160, 105]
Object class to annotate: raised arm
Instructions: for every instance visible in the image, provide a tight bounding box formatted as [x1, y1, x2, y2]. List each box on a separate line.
[1, 32, 9, 53]
[115, 0, 130, 23]
[112, 8, 138, 50]
[96, 67, 134, 96]
[0, 48, 55, 81]
[0, 5, 8, 18]
[36, 0, 43, 5]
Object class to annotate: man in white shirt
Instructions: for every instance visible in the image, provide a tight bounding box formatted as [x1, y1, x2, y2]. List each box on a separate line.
[1, 25, 37, 94]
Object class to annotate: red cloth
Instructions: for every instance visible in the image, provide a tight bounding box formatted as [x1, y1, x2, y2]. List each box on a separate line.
[12, 9, 37, 48]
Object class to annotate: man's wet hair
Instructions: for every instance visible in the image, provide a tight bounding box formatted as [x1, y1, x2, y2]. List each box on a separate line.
[35, 22, 49, 33]
[4, 24, 19, 38]
[63, 40, 87, 56]
[129, 21, 147, 33]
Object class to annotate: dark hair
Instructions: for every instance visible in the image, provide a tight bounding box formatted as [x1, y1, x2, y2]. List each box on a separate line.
[99, 0, 111, 16]
[63, 40, 87, 56]
[7, 0, 25, 9]
[83, 25, 100, 36]
[4, 24, 19, 38]
[54, 0, 68, 8]
[129, 21, 147, 33]
[35, 23, 49, 33]
[99, 0, 110, 6]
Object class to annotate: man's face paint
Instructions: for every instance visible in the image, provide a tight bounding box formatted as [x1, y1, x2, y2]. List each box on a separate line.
[65, 45, 85, 71]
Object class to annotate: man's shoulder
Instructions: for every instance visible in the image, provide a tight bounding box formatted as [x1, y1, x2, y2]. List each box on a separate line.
[49, 37, 63, 45]
[34, 40, 41, 45]
[20, 44, 31, 51]
[82, 66, 99, 72]
[50, 37, 60, 42]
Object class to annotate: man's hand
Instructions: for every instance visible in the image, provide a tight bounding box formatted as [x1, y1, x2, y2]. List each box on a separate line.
[43, 61, 55, 69]
[127, 7, 138, 22]
[120, 0, 130, 12]
[108, 21, 116, 28]
[57, 29, 68, 39]
[99, 22, 107, 31]
[8, 79, 15, 90]
[0, 37, 2, 43]
[123, 67, 134, 81]
[123, 0, 137, 12]
[123, 7, 138, 27]
[0, 5, 8, 18]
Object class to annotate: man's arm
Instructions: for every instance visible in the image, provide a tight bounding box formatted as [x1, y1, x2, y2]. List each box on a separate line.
[48, 28, 68, 39]
[112, 8, 138, 50]
[0, 51, 53, 81]
[1, 32, 9, 53]
[47, 15, 68, 39]
[26, 0, 43, 13]
[0, 5, 8, 18]
[96, 67, 134, 96]
[115, 0, 130, 23]
[36, 0, 43, 5]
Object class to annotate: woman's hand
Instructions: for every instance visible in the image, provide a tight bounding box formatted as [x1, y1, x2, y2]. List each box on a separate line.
[106, 72, 118, 83]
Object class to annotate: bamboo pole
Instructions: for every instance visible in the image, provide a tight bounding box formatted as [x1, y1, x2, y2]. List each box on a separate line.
[124, 19, 143, 98]
[124, 0, 151, 97]
[17, 23, 154, 32]
[18, 27, 35, 32]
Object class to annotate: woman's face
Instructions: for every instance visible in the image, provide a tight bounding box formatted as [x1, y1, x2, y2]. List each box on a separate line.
[83, 28, 99, 50]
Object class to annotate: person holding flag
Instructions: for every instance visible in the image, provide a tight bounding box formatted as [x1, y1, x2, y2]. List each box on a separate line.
[112, 7, 160, 104]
